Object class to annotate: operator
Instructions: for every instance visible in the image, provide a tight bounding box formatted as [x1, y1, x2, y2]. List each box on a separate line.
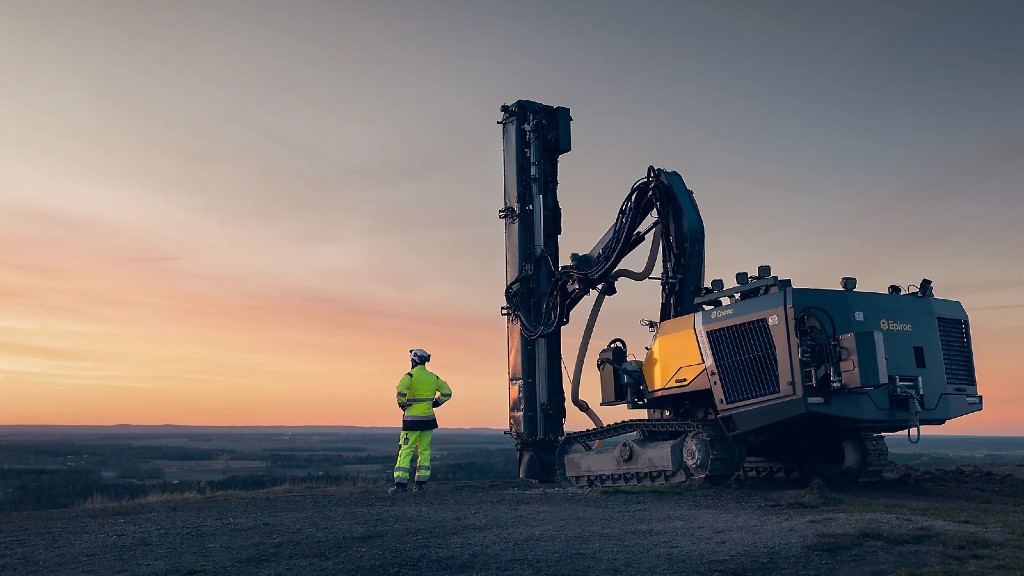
[389, 348, 452, 494]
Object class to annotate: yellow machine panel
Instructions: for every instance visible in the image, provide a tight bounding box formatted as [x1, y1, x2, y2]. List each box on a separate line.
[642, 314, 708, 392]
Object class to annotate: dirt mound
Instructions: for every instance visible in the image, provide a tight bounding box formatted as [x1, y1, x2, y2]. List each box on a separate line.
[889, 464, 1024, 501]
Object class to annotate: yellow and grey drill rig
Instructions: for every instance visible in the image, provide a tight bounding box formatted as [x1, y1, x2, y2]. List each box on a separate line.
[499, 100, 983, 486]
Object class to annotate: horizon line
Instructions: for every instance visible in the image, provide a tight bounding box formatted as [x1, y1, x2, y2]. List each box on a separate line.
[0, 423, 1019, 438]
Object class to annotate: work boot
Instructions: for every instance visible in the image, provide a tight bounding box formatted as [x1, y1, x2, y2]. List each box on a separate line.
[386, 483, 407, 495]
[412, 482, 427, 493]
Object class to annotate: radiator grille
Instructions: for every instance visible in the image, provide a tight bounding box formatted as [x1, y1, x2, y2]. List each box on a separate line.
[937, 317, 976, 387]
[706, 318, 780, 404]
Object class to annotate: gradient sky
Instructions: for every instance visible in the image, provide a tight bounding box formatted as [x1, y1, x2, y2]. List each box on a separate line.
[1, 1, 1021, 433]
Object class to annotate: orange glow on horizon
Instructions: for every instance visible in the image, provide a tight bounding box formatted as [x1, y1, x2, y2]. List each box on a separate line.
[0, 212, 510, 428]
[0, 211, 1019, 435]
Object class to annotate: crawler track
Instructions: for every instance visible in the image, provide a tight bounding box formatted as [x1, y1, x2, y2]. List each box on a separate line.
[558, 419, 743, 487]
[559, 420, 889, 487]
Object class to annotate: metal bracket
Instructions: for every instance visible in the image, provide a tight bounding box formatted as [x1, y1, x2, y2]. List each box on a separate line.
[498, 206, 518, 223]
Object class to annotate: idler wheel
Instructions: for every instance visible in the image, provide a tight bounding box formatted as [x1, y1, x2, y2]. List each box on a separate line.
[682, 431, 712, 478]
[617, 441, 635, 463]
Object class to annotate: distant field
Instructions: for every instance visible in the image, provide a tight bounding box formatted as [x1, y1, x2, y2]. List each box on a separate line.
[887, 435, 1024, 454]
[1, 426, 1021, 512]
[886, 435, 1024, 475]
[0, 426, 516, 511]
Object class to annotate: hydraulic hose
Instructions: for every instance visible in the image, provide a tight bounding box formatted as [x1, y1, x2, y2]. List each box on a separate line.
[570, 228, 662, 446]
[908, 395, 922, 444]
[609, 227, 662, 283]
[570, 290, 609, 430]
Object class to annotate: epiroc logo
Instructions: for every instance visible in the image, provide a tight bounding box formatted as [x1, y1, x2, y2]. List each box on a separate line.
[880, 319, 912, 331]
[710, 309, 734, 319]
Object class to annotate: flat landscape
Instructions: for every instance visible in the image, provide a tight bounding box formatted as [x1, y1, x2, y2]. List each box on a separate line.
[2, 428, 1023, 575]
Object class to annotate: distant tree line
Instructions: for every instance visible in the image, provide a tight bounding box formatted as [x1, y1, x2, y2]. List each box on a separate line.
[0, 442, 231, 467]
[263, 446, 369, 453]
[1, 468, 111, 511]
[268, 452, 394, 468]
[889, 452, 1024, 469]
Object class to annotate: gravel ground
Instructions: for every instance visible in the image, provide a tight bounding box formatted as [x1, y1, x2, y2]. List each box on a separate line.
[0, 480, 1013, 576]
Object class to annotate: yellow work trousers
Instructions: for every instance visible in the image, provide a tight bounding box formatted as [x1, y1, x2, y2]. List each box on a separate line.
[393, 430, 433, 484]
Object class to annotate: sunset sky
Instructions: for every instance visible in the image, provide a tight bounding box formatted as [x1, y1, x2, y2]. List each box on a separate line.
[1, 1, 1021, 434]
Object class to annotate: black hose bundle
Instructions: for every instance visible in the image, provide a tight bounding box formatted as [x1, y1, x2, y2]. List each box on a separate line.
[505, 168, 663, 336]
[505, 166, 667, 339]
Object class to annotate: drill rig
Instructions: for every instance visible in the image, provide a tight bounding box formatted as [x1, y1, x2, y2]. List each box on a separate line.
[499, 100, 983, 486]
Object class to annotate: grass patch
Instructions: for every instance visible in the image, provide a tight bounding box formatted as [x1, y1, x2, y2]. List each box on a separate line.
[891, 556, 1024, 576]
[892, 565, 978, 569]
[805, 526, 1017, 575]
[77, 479, 538, 509]
[806, 526, 938, 551]
[831, 497, 1024, 539]
[77, 480, 385, 509]
[446, 479, 526, 491]
[590, 482, 707, 496]
[80, 488, 210, 508]
[792, 479, 1024, 575]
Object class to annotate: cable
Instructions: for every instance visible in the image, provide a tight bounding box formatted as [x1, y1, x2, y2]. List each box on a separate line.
[570, 290, 608, 431]
[505, 170, 668, 339]
[611, 227, 662, 282]
[908, 422, 921, 444]
[568, 228, 662, 446]
[798, 307, 837, 340]
[797, 307, 840, 370]
[560, 355, 573, 383]
[904, 385, 923, 444]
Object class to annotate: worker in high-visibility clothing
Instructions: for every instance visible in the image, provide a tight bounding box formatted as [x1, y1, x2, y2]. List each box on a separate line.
[388, 348, 452, 494]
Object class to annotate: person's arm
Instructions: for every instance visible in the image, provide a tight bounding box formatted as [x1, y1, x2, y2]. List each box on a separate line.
[397, 373, 412, 410]
[433, 377, 452, 408]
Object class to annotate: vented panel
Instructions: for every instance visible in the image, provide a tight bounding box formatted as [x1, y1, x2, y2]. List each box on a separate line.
[706, 318, 780, 404]
[937, 317, 976, 387]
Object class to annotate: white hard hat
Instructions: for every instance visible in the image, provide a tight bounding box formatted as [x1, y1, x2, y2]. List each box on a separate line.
[410, 349, 431, 364]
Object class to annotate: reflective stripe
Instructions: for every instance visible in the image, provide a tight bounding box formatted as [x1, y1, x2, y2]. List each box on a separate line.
[395, 467, 411, 473]
[402, 415, 436, 421]
[397, 392, 408, 398]
[415, 465, 431, 471]
[408, 397, 435, 402]
[439, 394, 452, 399]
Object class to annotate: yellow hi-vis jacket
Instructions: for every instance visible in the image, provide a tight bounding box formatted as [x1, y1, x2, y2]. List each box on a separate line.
[397, 365, 452, 431]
